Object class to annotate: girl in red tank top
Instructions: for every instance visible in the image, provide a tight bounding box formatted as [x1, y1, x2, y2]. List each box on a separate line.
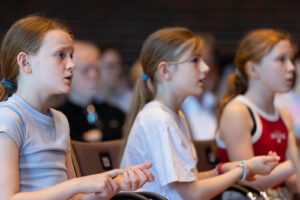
[217, 29, 300, 196]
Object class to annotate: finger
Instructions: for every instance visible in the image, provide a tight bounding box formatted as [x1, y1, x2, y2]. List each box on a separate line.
[142, 168, 155, 182]
[107, 176, 119, 194]
[106, 169, 124, 178]
[263, 155, 280, 163]
[133, 162, 152, 170]
[110, 178, 120, 193]
[123, 169, 131, 187]
[105, 176, 114, 194]
[265, 163, 278, 173]
[133, 168, 147, 187]
[99, 181, 109, 197]
[128, 168, 139, 190]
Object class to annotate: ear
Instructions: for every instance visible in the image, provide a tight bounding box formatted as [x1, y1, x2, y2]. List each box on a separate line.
[157, 61, 172, 81]
[17, 52, 32, 73]
[245, 61, 259, 79]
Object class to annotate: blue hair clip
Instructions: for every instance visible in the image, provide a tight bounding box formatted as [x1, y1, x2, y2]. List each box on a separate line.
[1, 78, 14, 89]
[141, 72, 149, 81]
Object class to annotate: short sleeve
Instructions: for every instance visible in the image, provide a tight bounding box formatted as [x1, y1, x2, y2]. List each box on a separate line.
[0, 107, 25, 148]
[145, 122, 198, 186]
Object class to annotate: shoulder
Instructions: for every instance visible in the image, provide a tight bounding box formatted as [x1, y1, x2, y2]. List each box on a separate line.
[277, 107, 293, 130]
[50, 108, 69, 123]
[135, 102, 179, 133]
[220, 99, 253, 137]
[221, 100, 250, 122]
[0, 104, 23, 126]
[139, 102, 174, 120]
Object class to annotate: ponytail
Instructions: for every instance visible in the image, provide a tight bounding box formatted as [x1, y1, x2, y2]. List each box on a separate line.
[0, 84, 16, 101]
[124, 79, 154, 137]
[120, 78, 154, 163]
[217, 72, 248, 122]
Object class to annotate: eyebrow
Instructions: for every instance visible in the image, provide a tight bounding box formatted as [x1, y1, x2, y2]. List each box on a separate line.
[56, 45, 74, 53]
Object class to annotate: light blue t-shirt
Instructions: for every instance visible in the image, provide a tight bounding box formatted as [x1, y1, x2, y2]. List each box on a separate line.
[0, 94, 70, 192]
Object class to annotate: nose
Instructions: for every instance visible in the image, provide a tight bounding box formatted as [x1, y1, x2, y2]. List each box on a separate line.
[88, 66, 100, 80]
[66, 57, 76, 71]
[287, 59, 295, 73]
[200, 59, 210, 75]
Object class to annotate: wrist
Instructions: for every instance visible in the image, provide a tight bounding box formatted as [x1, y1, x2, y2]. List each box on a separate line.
[69, 177, 84, 195]
[216, 163, 225, 175]
[236, 160, 249, 182]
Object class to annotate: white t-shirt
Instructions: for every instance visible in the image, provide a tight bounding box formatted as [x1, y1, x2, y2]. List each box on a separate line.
[120, 101, 198, 200]
[0, 94, 70, 192]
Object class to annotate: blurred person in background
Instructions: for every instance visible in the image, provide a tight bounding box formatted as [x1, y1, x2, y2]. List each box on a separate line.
[96, 46, 133, 114]
[58, 41, 125, 142]
[276, 44, 300, 139]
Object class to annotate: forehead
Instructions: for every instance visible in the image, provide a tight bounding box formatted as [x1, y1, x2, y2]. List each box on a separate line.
[101, 50, 121, 61]
[268, 40, 293, 56]
[174, 38, 202, 59]
[39, 29, 74, 52]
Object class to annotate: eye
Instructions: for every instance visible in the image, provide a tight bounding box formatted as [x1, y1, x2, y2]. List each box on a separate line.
[56, 52, 65, 59]
[276, 55, 286, 63]
[191, 57, 199, 63]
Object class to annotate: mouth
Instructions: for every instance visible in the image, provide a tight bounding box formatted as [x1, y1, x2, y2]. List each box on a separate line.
[198, 77, 206, 83]
[64, 74, 73, 84]
[286, 77, 293, 85]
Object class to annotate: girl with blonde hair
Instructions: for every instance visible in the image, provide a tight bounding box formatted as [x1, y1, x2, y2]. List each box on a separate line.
[121, 27, 280, 200]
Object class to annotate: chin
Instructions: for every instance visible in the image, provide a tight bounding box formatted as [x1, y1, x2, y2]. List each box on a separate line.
[194, 89, 203, 96]
[58, 86, 71, 95]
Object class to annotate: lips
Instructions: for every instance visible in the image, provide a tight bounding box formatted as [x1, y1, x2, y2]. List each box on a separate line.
[64, 74, 73, 84]
[286, 77, 293, 84]
[199, 76, 206, 83]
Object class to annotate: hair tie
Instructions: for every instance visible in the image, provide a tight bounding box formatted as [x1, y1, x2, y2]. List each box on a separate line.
[1, 78, 14, 89]
[141, 72, 149, 81]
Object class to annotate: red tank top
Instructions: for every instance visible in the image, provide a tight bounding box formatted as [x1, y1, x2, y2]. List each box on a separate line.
[217, 96, 288, 163]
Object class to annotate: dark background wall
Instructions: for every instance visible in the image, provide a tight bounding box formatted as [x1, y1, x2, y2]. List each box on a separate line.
[1, 0, 300, 68]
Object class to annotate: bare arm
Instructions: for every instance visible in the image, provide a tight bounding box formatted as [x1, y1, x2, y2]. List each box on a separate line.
[281, 109, 300, 193]
[173, 167, 245, 200]
[173, 155, 279, 200]
[0, 133, 83, 200]
[0, 133, 124, 200]
[219, 102, 294, 189]
[1, 136, 154, 200]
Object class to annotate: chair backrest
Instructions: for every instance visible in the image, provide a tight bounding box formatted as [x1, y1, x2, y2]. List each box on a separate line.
[193, 139, 219, 172]
[71, 139, 124, 176]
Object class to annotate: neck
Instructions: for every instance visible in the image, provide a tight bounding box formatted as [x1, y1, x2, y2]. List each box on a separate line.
[245, 82, 276, 115]
[293, 80, 300, 96]
[155, 85, 186, 114]
[16, 88, 50, 115]
[98, 86, 115, 99]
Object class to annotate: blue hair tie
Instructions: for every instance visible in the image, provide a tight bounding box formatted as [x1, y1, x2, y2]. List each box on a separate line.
[141, 72, 149, 81]
[1, 78, 14, 89]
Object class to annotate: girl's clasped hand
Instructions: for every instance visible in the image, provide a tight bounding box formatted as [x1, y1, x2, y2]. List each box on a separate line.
[78, 162, 154, 199]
